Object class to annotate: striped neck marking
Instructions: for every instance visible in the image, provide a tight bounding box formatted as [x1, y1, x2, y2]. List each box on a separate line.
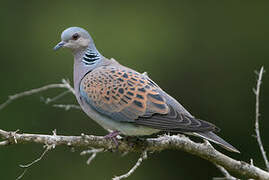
[82, 49, 100, 65]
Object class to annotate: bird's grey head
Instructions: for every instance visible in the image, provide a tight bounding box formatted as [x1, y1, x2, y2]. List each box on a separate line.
[54, 27, 92, 51]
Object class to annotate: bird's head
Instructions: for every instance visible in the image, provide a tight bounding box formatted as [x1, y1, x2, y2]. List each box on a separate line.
[54, 27, 92, 51]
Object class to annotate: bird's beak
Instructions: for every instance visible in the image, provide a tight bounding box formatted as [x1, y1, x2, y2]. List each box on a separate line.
[54, 41, 66, 51]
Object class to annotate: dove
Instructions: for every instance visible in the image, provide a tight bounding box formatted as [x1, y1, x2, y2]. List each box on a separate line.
[54, 27, 239, 153]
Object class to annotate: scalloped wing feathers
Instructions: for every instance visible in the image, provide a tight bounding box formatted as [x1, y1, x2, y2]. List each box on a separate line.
[80, 65, 169, 122]
[79, 64, 218, 132]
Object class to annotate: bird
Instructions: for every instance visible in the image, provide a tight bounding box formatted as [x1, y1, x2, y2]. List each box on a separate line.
[54, 27, 239, 153]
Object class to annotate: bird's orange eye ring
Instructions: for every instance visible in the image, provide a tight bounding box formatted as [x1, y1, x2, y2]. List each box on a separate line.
[72, 33, 80, 40]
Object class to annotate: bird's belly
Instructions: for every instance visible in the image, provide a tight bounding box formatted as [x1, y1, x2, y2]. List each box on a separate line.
[80, 100, 159, 136]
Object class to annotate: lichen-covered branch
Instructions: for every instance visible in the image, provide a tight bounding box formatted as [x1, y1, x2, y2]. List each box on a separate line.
[0, 67, 268, 180]
[0, 129, 268, 180]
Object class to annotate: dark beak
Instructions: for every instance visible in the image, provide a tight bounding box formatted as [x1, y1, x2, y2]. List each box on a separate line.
[53, 41, 66, 51]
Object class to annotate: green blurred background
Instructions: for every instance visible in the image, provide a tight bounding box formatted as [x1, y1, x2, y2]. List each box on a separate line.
[0, 1, 268, 179]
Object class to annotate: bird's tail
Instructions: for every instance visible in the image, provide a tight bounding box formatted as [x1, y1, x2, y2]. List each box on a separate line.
[193, 131, 240, 153]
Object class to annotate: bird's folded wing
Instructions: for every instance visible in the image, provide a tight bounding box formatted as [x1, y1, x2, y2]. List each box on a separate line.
[135, 104, 218, 132]
[79, 65, 169, 121]
[79, 65, 217, 132]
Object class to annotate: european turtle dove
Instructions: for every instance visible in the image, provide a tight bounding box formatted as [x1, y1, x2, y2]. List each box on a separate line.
[54, 27, 239, 153]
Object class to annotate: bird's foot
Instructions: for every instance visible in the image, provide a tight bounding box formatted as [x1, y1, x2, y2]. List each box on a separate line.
[104, 131, 120, 147]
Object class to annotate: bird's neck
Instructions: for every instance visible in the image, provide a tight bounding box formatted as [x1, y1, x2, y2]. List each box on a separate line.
[80, 43, 102, 66]
[73, 43, 103, 98]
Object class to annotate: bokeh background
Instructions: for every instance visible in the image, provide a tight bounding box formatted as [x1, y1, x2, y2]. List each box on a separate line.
[0, 1, 268, 179]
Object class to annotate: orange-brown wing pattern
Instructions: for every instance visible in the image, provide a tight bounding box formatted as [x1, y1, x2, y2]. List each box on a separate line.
[80, 65, 169, 122]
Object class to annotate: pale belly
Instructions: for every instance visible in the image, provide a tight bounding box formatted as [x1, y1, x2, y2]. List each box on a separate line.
[79, 98, 160, 136]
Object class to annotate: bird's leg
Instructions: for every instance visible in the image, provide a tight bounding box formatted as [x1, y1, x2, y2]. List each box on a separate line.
[104, 131, 120, 147]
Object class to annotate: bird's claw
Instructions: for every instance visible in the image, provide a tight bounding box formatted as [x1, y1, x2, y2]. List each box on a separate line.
[104, 131, 120, 147]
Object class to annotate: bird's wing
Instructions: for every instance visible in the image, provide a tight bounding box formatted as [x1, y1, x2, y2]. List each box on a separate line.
[79, 65, 169, 121]
[80, 65, 217, 132]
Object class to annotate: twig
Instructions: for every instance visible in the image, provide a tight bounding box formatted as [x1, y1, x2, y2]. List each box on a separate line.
[0, 79, 74, 111]
[42, 90, 71, 104]
[250, 158, 254, 166]
[16, 145, 51, 180]
[19, 145, 51, 168]
[0, 140, 9, 146]
[213, 164, 238, 180]
[113, 150, 148, 180]
[253, 66, 269, 171]
[16, 169, 27, 180]
[0, 129, 268, 180]
[80, 148, 104, 165]
[52, 104, 81, 111]
[61, 79, 75, 95]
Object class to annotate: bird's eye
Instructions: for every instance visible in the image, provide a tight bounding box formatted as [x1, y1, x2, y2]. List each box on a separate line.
[72, 33, 80, 40]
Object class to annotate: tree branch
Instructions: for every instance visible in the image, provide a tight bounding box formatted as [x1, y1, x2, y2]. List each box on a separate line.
[213, 164, 239, 180]
[253, 66, 269, 172]
[0, 129, 269, 180]
[16, 144, 52, 179]
[80, 148, 104, 165]
[52, 104, 81, 111]
[0, 67, 268, 180]
[0, 79, 74, 111]
[113, 150, 148, 180]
